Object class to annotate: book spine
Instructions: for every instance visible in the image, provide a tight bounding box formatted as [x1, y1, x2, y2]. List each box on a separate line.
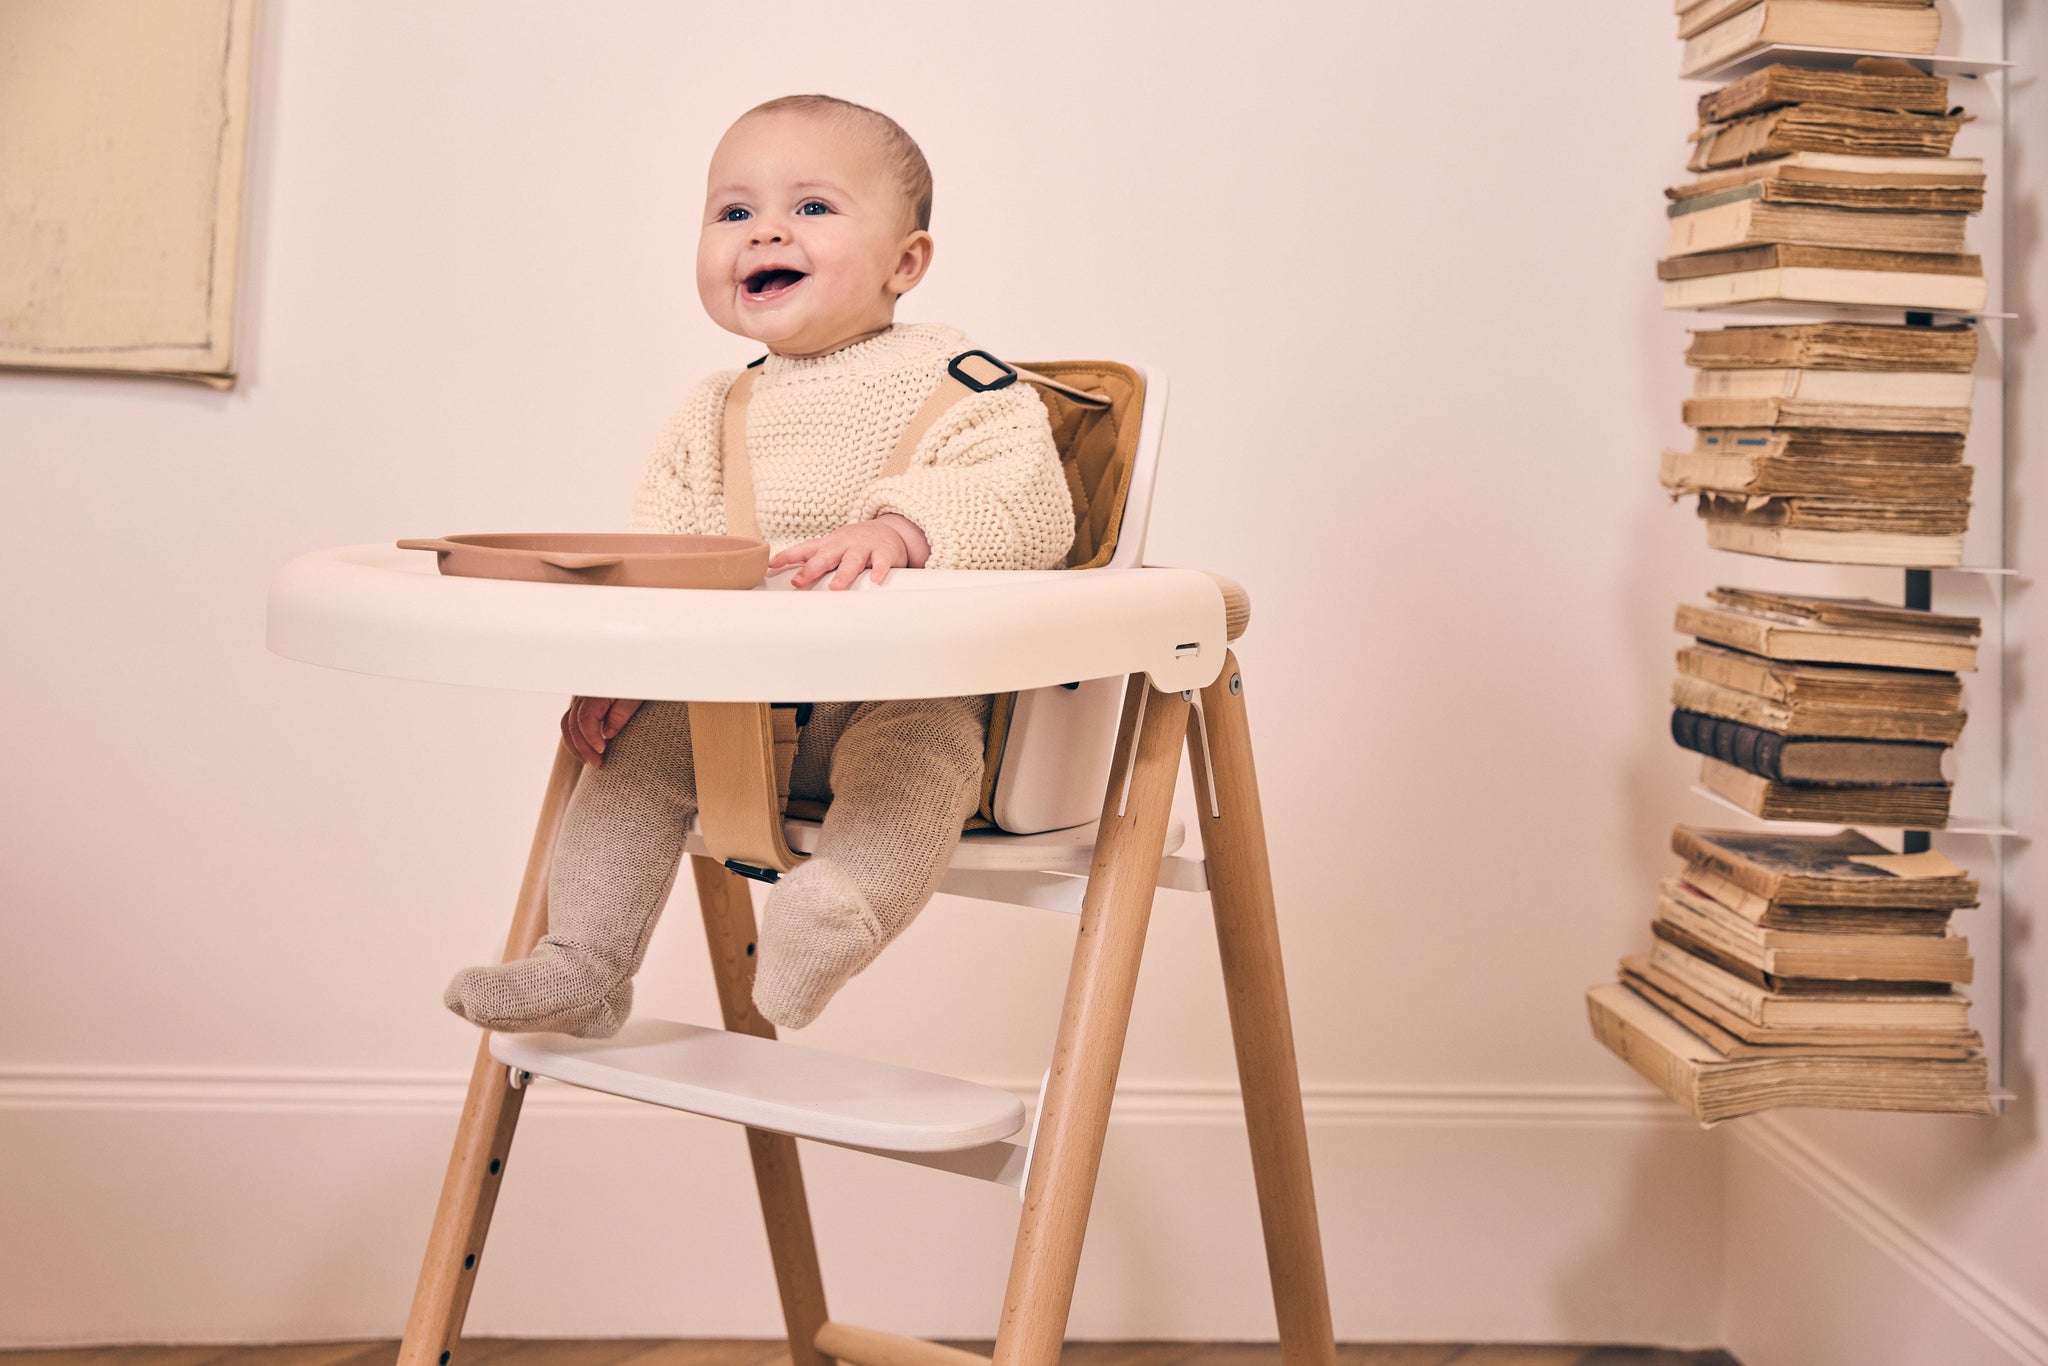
[1672, 709, 1787, 781]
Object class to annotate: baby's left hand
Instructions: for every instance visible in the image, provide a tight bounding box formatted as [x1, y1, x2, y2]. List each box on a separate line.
[771, 514, 930, 589]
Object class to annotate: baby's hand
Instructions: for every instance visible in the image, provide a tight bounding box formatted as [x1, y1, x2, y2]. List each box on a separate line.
[771, 514, 930, 589]
[562, 696, 643, 767]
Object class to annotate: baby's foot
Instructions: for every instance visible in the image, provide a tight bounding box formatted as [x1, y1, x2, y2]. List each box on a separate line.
[442, 944, 634, 1038]
[751, 858, 882, 1029]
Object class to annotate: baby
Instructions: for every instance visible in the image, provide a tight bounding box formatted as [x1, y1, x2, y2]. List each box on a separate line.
[443, 95, 1074, 1033]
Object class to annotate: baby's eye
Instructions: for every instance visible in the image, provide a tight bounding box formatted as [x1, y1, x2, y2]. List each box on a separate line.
[719, 205, 751, 223]
[797, 200, 832, 216]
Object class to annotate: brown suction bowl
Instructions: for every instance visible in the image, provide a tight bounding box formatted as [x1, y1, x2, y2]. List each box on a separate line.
[396, 533, 770, 590]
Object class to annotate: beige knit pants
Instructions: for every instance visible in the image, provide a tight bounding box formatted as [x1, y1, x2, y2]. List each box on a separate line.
[443, 693, 990, 1034]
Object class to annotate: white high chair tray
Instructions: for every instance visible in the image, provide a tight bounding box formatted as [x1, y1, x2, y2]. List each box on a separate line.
[491, 1017, 1027, 1152]
[267, 544, 1226, 700]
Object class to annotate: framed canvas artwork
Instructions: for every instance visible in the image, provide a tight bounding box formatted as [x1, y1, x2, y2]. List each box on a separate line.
[0, 0, 257, 387]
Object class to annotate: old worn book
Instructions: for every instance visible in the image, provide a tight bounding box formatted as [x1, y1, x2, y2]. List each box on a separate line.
[1625, 953, 1978, 1042]
[1653, 919, 1952, 995]
[1690, 367, 1974, 405]
[1685, 320, 1978, 371]
[1587, 982, 1993, 1123]
[1649, 933, 1967, 1024]
[1661, 447, 1974, 501]
[1694, 427, 1966, 463]
[1697, 492, 1968, 535]
[1694, 59, 1950, 122]
[1678, 863, 1956, 934]
[1670, 163, 1984, 214]
[1673, 174, 1981, 217]
[1689, 104, 1966, 170]
[1682, 3, 1941, 79]
[1676, 593, 1979, 670]
[1678, 642, 1963, 709]
[1667, 196, 1969, 257]
[1620, 960, 1977, 1055]
[1704, 519, 1965, 566]
[1671, 669, 1966, 744]
[1658, 878, 1970, 981]
[1679, 151, 1984, 194]
[1659, 243, 1987, 312]
[1672, 709, 1947, 783]
[1672, 824, 1978, 909]
[1699, 753, 1952, 824]
[1682, 395, 1972, 432]
[1711, 587, 1978, 636]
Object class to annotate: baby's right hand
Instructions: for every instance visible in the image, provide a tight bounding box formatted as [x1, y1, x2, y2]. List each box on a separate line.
[562, 696, 644, 767]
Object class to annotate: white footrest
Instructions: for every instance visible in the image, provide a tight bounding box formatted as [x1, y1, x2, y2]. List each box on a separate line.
[490, 1018, 1027, 1153]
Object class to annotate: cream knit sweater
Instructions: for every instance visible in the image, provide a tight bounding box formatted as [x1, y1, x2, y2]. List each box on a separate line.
[626, 323, 1075, 570]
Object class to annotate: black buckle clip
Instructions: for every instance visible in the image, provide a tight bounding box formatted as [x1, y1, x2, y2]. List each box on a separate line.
[947, 350, 1018, 393]
[724, 860, 781, 884]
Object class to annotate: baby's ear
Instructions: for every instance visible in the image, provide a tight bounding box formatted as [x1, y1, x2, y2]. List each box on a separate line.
[888, 230, 935, 296]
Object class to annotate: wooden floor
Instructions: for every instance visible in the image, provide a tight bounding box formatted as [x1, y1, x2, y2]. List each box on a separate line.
[0, 1342, 1742, 1366]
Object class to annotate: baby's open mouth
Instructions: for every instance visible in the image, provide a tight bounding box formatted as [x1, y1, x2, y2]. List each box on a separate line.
[744, 268, 807, 300]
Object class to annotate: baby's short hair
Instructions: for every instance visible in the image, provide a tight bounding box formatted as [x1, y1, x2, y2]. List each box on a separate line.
[742, 94, 934, 232]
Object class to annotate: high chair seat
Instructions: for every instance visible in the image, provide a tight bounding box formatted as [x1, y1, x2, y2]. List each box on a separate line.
[489, 1018, 1026, 1154]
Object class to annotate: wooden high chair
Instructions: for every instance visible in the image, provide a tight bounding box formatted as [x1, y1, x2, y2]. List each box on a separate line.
[266, 362, 1335, 1366]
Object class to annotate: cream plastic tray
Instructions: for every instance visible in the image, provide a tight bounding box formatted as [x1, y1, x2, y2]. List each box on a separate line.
[266, 543, 1227, 702]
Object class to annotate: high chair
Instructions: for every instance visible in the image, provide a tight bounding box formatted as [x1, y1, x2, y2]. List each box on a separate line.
[266, 360, 1336, 1366]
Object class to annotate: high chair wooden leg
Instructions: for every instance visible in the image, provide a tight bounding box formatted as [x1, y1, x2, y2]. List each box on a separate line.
[399, 741, 583, 1366]
[993, 678, 1191, 1366]
[691, 854, 833, 1366]
[1185, 653, 1337, 1366]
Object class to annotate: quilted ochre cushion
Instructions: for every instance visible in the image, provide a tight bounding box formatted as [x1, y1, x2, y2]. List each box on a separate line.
[1023, 360, 1143, 572]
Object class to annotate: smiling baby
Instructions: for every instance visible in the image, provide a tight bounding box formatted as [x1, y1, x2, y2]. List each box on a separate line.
[443, 95, 1075, 1034]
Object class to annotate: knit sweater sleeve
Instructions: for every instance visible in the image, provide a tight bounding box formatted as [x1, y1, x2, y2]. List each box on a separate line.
[857, 382, 1075, 571]
[624, 371, 735, 534]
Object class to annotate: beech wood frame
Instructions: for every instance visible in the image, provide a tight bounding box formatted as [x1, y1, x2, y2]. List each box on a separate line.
[395, 655, 1334, 1366]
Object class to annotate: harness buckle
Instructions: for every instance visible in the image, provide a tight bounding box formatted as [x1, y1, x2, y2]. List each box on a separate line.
[947, 350, 1018, 393]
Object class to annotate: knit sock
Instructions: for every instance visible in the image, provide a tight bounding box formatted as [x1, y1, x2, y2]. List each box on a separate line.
[751, 857, 882, 1030]
[444, 701, 696, 1039]
[442, 945, 638, 1038]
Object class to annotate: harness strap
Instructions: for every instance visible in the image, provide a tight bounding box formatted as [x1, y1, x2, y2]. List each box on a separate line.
[719, 366, 762, 539]
[716, 351, 1110, 540]
[688, 700, 805, 877]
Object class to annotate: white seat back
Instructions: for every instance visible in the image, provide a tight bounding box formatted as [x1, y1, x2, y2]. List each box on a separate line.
[991, 367, 1169, 834]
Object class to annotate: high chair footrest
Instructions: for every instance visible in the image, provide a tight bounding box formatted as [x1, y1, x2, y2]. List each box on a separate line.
[489, 1018, 1027, 1153]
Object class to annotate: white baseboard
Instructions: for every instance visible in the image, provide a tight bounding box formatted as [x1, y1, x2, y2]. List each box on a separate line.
[1725, 1117, 2048, 1366]
[0, 1065, 1722, 1348]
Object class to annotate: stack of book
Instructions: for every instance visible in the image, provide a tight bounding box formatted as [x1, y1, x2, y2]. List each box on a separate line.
[1663, 319, 1976, 564]
[1587, 825, 1993, 1123]
[1678, 2, 1940, 79]
[1671, 586, 1978, 827]
[1659, 61, 1986, 312]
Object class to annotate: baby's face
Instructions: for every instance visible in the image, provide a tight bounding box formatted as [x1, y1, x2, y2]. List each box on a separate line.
[698, 111, 932, 357]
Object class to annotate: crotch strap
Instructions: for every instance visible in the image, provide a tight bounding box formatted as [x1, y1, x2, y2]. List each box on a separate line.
[688, 700, 806, 881]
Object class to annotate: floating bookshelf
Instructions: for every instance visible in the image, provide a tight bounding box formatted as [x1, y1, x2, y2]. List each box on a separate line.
[1638, 4, 2015, 1117]
[1687, 783, 2018, 838]
[1684, 43, 2010, 82]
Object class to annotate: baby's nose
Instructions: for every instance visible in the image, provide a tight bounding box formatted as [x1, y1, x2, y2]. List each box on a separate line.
[749, 221, 788, 245]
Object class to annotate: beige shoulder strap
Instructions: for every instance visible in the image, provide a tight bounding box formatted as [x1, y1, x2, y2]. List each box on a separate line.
[875, 355, 1112, 481]
[717, 352, 1114, 537]
[719, 366, 761, 539]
